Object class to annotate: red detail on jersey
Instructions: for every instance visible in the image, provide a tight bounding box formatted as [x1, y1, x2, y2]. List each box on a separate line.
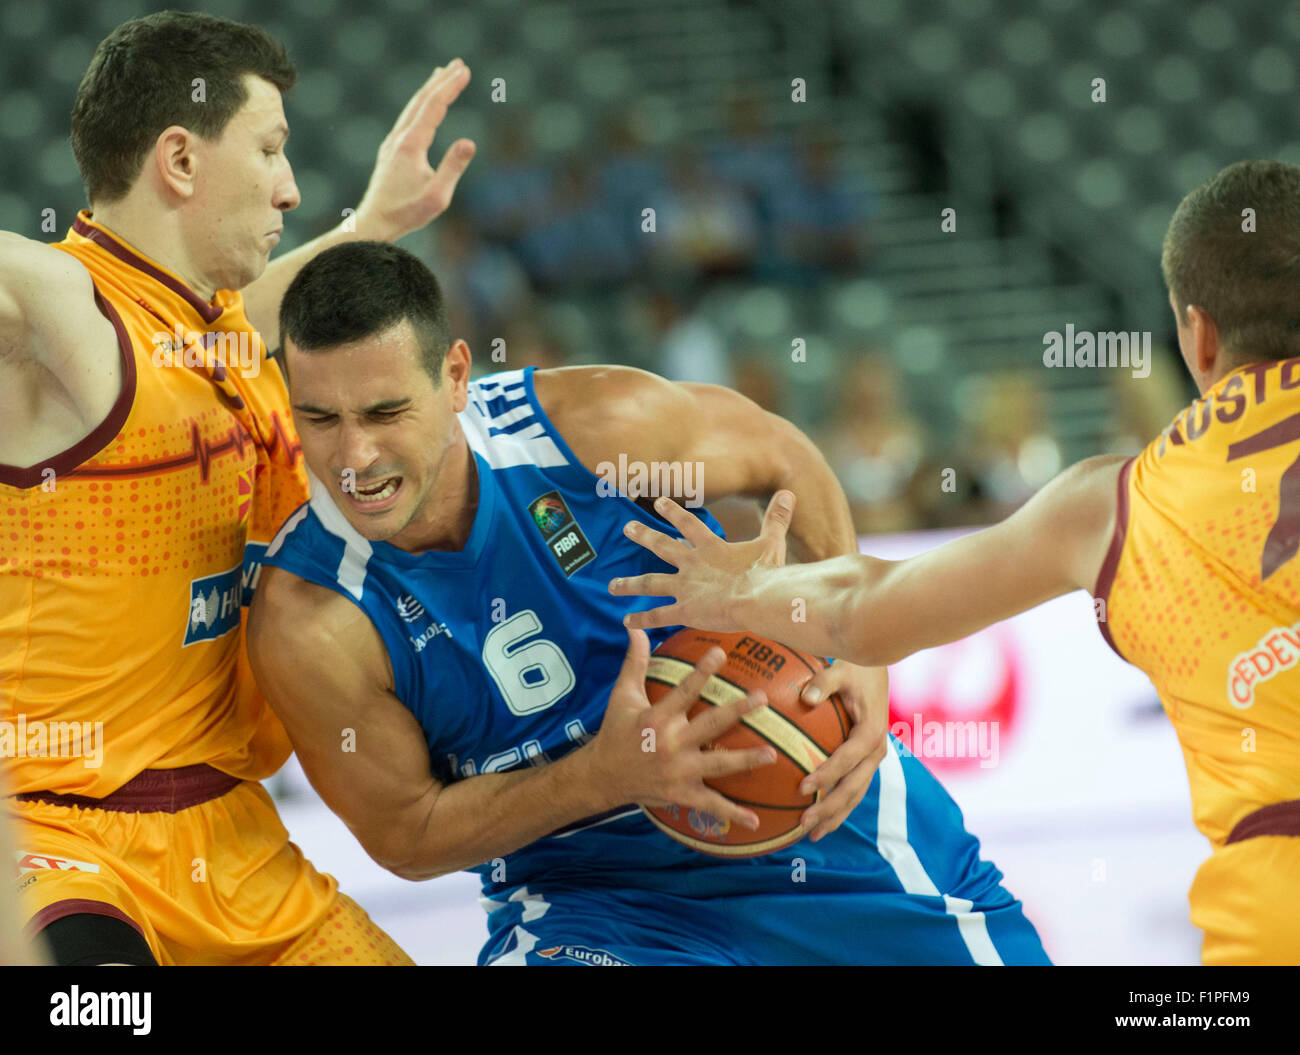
[64, 412, 301, 484]
[1228, 411, 1300, 580]
[0, 289, 137, 490]
[237, 471, 253, 522]
[1095, 457, 1135, 658]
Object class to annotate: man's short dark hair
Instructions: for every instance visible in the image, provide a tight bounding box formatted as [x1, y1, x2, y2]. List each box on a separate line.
[278, 242, 452, 382]
[71, 11, 296, 206]
[1161, 159, 1300, 364]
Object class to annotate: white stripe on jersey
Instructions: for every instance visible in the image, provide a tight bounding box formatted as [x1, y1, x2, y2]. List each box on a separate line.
[484, 403, 536, 429]
[549, 806, 641, 838]
[306, 467, 374, 601]
[490, 926, 539, 966]
[459, 374, 568, 470]
[478, 895, 507, 914]
[486, 886, 552, 966]
[943, 893, 1003, 965]
[265, 503, 309, 559]
[875, 738, 1004, 966]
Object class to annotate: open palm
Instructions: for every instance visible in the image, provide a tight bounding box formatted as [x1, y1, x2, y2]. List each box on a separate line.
[609, 491, 795, 631]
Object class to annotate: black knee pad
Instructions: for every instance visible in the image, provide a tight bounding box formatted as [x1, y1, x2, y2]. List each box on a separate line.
[40, 911, 158, 966]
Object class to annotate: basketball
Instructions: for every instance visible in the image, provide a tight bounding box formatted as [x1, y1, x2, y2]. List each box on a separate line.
[641, 629, 851, 858]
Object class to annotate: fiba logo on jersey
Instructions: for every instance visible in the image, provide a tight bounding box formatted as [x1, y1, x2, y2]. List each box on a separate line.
[528, 491, 597, 577]
[395, 593, 427, 623]
[530, 495, 569, 535]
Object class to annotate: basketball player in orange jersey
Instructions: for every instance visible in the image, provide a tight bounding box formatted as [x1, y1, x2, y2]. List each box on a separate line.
[614, 159, 1300, 966]
[0, 11, 476, 964]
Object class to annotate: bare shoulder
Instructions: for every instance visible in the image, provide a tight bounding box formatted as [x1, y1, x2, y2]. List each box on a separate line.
[533, 365, 689, 467]
[0, 232, 110, 354]
[1052, 453, 1129, 511]
[0, 232, 123, 466]
[249, 565, 394, 689]
[1025, 453, 1129, 592]
[533, 364, 680, 421]
[251, 563, 377, 648]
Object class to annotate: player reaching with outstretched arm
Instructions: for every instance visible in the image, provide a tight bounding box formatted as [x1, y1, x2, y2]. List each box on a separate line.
[612, 159, 1300, 966]
[247, 240, 1050, 965]
[2, 11, 472, 965]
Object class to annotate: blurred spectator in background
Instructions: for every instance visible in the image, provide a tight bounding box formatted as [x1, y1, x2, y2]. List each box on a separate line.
[643, 284, 734, 387]
[651, 149, 760, 281]
[730, 350, 784, 416]
[600, 111, 667, 239]
[762, 131, 874, 284]
[476, 314, 571, 376]
[820, 352, 927, 534]
[461, 115, 551, 245]
[431, 210, 532, 348]
[957, 371, 1063, 522]
[1109, 338, 1197, 453]
[518, 158, 635, 290]
[707, 90, 796, 215]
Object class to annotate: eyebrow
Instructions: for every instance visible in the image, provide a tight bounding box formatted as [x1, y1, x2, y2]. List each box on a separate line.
[265, 123, 289, 141]
[293, 398, 411, 415]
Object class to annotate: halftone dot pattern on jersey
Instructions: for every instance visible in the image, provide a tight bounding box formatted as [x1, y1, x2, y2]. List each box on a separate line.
[0, 218, 308, 799]
[275, 893, 414, 966]
[0, 403, 260, 580]
[1108, 372, 1300, 848]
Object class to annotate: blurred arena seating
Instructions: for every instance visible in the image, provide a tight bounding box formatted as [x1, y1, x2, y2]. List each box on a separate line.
[5, 0, 1295, 530]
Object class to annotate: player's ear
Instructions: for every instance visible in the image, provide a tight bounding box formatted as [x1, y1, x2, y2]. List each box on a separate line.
[1186, 304, 1219, 376]
[155, 125, 198, 200]
[444, 339, 472, 411]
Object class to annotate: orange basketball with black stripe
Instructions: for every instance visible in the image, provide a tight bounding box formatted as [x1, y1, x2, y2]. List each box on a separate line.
[642, 629, 850, 857]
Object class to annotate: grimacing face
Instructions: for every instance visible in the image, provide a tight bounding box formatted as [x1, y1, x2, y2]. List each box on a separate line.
[181, 73, 300, 291]
[286, 320, 471, 547]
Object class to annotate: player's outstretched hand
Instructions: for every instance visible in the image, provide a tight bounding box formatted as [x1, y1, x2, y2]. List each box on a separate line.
[609, 490, 796, 631]
[588, 629, 777, 831]
[354, 59, 477, 241]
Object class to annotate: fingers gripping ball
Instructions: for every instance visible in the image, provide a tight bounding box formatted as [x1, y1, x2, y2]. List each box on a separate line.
[642, 629, 850, 857]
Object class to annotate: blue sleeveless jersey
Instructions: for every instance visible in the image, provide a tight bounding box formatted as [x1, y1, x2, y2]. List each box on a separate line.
[263, 367, 1047, 965]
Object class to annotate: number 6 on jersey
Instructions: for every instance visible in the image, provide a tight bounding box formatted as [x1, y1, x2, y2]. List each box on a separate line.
[483, 609, 577, 715]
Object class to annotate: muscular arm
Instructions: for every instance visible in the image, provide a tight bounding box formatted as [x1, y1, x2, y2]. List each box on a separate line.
[247, 566, 619, 880]
[546, 366, 895, 837]
[535, 365, 859, 562]
[0, 233, 121, 465]
[725, 455, 1127, 665]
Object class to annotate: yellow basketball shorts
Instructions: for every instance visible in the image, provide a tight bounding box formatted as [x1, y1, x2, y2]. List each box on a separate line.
[1190, 801, 1300, 966]
[9, 765, 412, 966]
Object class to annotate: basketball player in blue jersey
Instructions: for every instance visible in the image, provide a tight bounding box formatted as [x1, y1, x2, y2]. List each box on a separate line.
[248, 241, 1049, 965]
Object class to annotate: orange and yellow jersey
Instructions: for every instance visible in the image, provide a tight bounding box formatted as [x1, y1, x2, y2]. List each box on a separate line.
[1098, 357, 1300, 847]
[0, 210, 307, 796]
